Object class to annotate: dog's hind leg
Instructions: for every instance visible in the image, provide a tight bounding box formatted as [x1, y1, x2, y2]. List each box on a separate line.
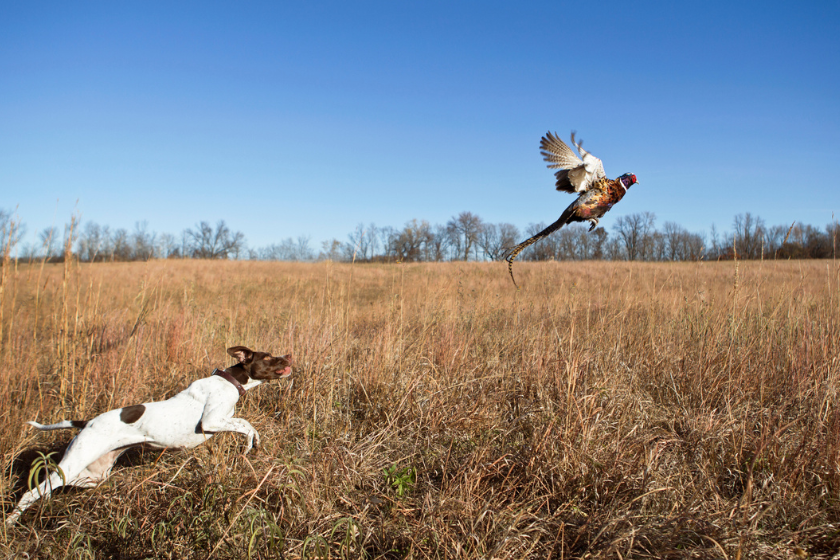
[5, 468, 73, 526]
[5, 447, 127, 525]
[76, 449, 124, 487]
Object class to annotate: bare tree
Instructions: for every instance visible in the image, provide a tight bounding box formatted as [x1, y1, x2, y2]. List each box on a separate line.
[828, 221, 840, 259]
[395, 219, 432, 262]
[429, 224, 450, 262]
[38, 227, 61, 259]
[543, 225, 604, 261]
[604, 236, 624, 260]
[556, 227, 577, 260]
[132, 221, 156, 261]
[296, 236, 315, 261]
[344, 224, 378, 262]
[478, 222, 519, 261]
[662, 222, 684, 261]
[804, 224, 832, 258]
[680, 232, 706, 260]
[571, 225, 595, 259]
[591, 228, 608, 260]
[765, 224, 790, 257]
[379, 226, 399, 261]
[708, 223, 723, 259]
[447, 211, 482, 261]
[111, 229, 131, 261]
[346, 223, 371, 261]
[157, 233, 179, 258]
[77, 221, 105, 262]
[0, 209, 25, 257]
[260, 242, 286, 261]
[613, 212, 656, 261]
[185, 220, 246, 259]
[260, 236, 313, 261]
[650, 231, 666, 261]
[733, 213, 765, 259]
[319, 239, 344, 261]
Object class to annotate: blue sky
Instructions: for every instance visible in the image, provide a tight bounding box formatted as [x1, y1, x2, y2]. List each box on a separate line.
[2, 1, 839, 252]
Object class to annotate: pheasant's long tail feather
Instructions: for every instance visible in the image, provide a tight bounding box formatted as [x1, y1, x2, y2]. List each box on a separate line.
[505, 211, 570, 287]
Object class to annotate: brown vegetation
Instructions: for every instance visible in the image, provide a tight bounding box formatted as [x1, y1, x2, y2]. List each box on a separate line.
[0, 258, 838, 558]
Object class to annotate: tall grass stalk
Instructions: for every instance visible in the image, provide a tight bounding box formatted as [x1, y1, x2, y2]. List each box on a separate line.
[0, 219, 16, 353]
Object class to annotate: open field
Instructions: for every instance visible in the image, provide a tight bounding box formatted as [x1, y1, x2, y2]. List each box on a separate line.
[0, 258, 838, 559]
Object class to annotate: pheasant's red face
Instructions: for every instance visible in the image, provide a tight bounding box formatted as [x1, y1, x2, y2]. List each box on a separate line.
[618, 173, 637, 188]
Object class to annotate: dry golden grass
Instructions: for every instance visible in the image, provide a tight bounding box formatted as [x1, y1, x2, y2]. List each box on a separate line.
[0, 258, 838, 558]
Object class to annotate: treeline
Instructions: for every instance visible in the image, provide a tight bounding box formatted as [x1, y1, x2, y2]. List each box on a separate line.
[1, 208, 838, 263]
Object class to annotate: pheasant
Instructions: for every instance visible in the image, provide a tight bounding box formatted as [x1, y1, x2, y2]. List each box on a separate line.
[506, 131, 638, 286]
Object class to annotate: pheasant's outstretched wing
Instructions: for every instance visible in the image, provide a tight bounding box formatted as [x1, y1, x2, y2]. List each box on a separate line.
[540, 132, 581, 170]
[540, 131, 605, 193]
[571, 132, 606, 186]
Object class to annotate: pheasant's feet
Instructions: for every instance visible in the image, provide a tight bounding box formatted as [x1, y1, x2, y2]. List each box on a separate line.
[588, 219, 599, 232]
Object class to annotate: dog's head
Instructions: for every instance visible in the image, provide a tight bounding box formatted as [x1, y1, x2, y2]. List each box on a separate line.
[227, 346, 294, 380]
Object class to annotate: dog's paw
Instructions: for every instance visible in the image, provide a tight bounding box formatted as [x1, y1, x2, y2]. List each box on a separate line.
[243, 433, 260, 454]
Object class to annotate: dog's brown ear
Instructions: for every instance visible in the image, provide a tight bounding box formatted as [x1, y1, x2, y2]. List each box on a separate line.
[227, 346, 254, 364]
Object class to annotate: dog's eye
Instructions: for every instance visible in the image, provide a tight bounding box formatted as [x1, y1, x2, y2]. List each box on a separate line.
[263, 356, 271, 360]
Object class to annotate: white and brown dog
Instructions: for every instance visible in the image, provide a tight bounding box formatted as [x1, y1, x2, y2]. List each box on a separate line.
[5, 346, 292, 526]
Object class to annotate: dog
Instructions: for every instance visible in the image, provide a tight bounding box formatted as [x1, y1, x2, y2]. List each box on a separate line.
[5, 345, 293, 526]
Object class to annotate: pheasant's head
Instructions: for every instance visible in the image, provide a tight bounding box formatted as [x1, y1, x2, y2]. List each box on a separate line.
[618, 173, 637, 189]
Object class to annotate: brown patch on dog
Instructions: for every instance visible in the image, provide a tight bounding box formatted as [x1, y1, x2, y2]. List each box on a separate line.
[71, 420, 88, 429]
[120, 405, 145, 424]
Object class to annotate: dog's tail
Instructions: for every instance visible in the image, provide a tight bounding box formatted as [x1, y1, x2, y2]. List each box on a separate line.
[27, 420, 87, 431]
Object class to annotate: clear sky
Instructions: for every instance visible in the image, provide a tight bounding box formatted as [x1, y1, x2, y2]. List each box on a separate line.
[2, 1, 839, 252]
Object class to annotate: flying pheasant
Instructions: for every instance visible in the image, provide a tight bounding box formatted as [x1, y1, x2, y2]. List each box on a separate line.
[506, 131, 638, 286]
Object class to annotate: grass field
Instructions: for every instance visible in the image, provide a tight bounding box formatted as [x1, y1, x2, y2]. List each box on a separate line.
[0, 258, 838, 559]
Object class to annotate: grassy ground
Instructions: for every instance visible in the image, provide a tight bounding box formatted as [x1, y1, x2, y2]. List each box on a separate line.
[0, 258, 838, 559]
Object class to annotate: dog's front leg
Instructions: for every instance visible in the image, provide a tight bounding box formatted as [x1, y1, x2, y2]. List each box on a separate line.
[199, 406, 260, 453]
[228, 418, 260, 453]
[205, 418, 260, 453]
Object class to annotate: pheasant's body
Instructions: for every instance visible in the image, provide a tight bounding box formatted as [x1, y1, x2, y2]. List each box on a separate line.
[506, 131, 637, 286]
[564, 177, 628, 224]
